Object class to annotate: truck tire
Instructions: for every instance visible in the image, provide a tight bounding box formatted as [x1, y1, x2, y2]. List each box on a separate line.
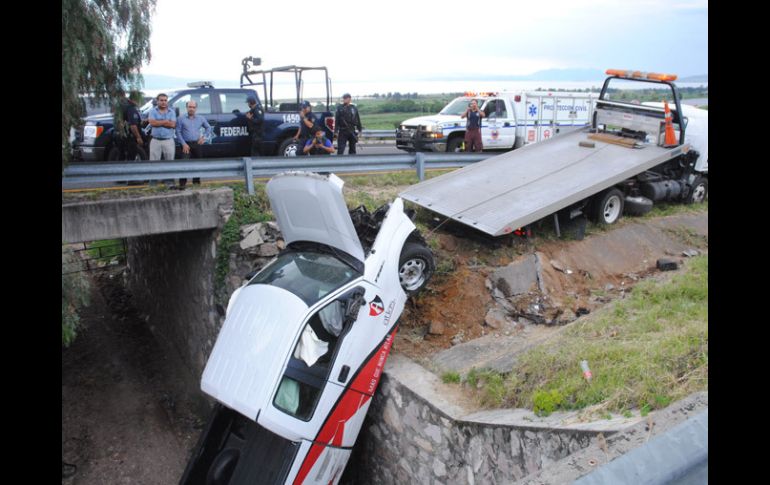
[686, 176, 708, 204]
[398, 242, 435, 295]
[447, 137, 464, 153]
[590, 188, 624, 225]
[624, 195, 653, 216]
[278, 138, 301, 157]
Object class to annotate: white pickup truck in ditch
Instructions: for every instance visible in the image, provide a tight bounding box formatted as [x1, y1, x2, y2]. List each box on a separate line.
[396, 90, 597, 152]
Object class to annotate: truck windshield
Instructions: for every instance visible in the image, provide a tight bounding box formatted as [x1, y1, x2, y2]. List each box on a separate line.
[440, 98, 484, 115]
[248, 250, 360, 305]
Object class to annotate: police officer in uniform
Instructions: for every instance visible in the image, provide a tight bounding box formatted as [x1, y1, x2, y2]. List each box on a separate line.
[245, 94, 264, 156]
[121, 90, 146, 160]
[334, 93, 362, 155]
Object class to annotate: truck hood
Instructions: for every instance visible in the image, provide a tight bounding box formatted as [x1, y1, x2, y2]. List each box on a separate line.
[201, 284, 309, 420]
[266, 172, 365, 263]
[400, 114, 462, 127]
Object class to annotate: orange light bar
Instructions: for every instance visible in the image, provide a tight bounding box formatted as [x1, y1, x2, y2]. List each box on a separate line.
[605, 69, 678, 82]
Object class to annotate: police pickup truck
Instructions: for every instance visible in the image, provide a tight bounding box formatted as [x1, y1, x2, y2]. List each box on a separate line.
[71, 60, 335, 161]
[396, 90, 597, 153]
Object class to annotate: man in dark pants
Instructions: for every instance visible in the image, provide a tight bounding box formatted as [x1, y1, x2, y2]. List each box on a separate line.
[334, 93, 362, 155]
[461, 99, 485, 152]
[293, 101, 317, 154]
[175, 100, 212, 188]
[123, 90, 146, 160]
[245, 94, 264, 156]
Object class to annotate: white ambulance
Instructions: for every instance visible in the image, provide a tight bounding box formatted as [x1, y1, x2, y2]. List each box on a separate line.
[396, 91, 597, 152]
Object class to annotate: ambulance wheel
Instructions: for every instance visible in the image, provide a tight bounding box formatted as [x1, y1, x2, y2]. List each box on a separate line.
[590, 188, 624, 225]
[686, 177, 708, 204]
[447, 137, 464, 153]
[398, 242, 435, 294]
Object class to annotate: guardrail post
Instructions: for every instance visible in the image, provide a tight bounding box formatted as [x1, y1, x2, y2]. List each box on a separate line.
[243, 157, 255, 195]
[415, 152, 425, 181]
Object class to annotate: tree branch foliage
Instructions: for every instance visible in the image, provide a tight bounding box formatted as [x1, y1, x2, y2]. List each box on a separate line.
[62, 0, 157, 168]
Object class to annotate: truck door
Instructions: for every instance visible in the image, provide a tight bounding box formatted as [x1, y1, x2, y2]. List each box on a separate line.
[482, 99, 508, 149]
[170, 90, 218, 158]
[211, 90, 254, 157]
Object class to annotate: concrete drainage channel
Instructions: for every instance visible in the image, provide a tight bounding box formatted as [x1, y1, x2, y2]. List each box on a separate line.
[349, 356, 708, 485]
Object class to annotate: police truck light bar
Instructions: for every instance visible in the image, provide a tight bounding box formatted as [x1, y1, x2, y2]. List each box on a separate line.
[605, 69, 678, 82]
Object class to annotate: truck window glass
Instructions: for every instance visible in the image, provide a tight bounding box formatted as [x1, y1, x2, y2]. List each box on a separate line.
[248, 251, 360, 306]
[220, 92, 254, 114]
[172, 93, 213, 115]
[440, 98, 484, 116]
[274, 299, 350, 421]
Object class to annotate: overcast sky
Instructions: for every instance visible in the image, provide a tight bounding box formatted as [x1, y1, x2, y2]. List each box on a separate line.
[141, 0, 707, 82]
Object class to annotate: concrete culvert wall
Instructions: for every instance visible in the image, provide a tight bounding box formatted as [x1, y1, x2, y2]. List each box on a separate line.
[125, 228, 224, 386]
[348, 355, 610, 485]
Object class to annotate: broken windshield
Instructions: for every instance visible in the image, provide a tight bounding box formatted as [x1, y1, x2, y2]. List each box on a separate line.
[249, 250, 360, 305]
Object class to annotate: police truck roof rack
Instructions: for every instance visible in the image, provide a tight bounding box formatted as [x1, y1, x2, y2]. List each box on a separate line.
[239, 59, 332, 111]
[187, 81, 215, 88]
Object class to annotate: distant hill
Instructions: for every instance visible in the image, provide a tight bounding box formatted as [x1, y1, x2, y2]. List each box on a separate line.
[422, 68, 606, 82]
[679, 74, 708, 83]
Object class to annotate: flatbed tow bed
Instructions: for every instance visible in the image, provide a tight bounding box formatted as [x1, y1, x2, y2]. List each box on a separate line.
[400, 127, 690, 236]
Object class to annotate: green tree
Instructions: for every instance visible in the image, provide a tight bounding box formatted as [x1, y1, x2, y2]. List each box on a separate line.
[61, 0, 157, 169]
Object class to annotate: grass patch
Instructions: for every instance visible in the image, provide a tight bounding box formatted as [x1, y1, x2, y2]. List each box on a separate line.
[86, 239, 125, 262]
[470, 255, 708, 416]
[214, 183, 272, 302]
[360, 112, 415, 130]
[442, 371, 461, 384]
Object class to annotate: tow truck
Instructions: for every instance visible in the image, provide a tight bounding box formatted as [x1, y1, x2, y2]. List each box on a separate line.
[400, 69, 708, 237]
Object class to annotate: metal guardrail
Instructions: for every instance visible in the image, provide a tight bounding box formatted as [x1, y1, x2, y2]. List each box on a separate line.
[360, 129, 395, 140]
[62, 152, 494, 194]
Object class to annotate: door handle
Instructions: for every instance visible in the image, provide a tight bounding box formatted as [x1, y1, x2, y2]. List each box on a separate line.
[338, 365, 350, 383]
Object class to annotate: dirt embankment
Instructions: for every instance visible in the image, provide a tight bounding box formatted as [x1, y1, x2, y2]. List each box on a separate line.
[394, 213, 708, 366]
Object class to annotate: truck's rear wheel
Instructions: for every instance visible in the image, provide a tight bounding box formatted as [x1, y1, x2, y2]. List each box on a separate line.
[591, 188, 624, 225]
[398, 242, 435, 295]
[278, 138, 301, 157]
[686, 176, 708, 204]
[447, 137, 464, 153]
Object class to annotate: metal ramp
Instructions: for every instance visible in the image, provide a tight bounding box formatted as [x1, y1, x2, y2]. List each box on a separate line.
[400, 127, 690, 236]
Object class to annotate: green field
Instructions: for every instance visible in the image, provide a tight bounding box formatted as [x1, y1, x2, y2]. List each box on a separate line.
[360, 112, 415, 130]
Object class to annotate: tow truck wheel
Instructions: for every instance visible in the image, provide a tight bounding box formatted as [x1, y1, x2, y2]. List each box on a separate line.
[398, 242, 435, 294]
[686, 177, 708, 204]
[591, 188, 624, 225]
[278, 138, 301, 157]
[447, 137, 464, 153]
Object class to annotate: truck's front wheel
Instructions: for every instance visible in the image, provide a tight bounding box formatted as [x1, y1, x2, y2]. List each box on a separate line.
[398, 242, 435, 295]
[591, 188, 625, 225]
[278, 138, 301, 157]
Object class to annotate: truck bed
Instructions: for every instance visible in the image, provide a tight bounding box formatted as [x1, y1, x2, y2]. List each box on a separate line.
[400, 128, 689, 236]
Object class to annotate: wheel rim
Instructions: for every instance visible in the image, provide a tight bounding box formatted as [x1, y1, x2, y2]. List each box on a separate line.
[284, 144, 298, 157]
[602, 195, 622, 223]
[399, 258, 426, 291]
[691, 184, 706, 203]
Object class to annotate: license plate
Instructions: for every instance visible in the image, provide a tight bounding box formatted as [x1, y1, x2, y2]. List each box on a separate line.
[82, 148, 93, 153]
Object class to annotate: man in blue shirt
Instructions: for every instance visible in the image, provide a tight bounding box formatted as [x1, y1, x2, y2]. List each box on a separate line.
[148, 93, 177, 161]
[460, 99, 485, 152]
[303, 128, 334, 155]
[175, 100, 212, 188]
[293, 101, 317, 155]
